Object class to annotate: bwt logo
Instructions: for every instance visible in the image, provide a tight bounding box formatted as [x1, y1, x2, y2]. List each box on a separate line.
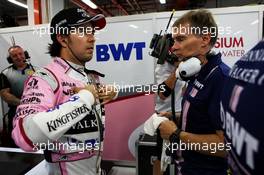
[96, 42, 146, 62]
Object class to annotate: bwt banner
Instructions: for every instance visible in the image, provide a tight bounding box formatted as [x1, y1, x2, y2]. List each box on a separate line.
[96, 42, 146, 62]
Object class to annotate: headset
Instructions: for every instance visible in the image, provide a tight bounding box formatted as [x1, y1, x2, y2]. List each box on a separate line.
[175, 51, 216, 81]
[6, 45, 30, 64]
[149, 10, 178, 65]
[176, 57, 202, 81]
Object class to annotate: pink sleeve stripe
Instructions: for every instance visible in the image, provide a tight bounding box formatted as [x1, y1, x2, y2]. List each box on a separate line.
[18, 118, 34, 148]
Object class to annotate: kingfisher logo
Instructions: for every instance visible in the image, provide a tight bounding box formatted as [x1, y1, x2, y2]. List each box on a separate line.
[96, 42, 146, 62]
[47, 104, 90, 132]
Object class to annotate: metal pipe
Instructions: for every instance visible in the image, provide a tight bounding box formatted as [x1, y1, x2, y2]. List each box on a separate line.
[71, 0, 113, 17]
[132, 0, 144, 14]
[111, 0, 129, 15]
[71, 0, 97, 15]
[126, 0, 139, 14]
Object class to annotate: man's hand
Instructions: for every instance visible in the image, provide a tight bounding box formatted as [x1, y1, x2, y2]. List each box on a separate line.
[98, 85, 117, 104]
[72, 85, 98, 99]
[0, 88, 20, 106]
[159, 121, 177, 140]
[159, 111, 173, 118]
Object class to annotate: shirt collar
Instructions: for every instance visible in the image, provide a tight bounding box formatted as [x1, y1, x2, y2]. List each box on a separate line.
[198, 52, 222, 78]
[54, 57, 85, 74]
[12, 63, 30, 71]
[66, 60, 85, 72]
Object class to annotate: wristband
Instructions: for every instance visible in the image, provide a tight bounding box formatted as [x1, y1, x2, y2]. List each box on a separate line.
[158, 82, 172, 97]
[169, 128, 182, 144]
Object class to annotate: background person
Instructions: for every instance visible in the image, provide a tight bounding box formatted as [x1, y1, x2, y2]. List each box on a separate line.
[220, 40, 264, 175]
[0, 45, 35, 147]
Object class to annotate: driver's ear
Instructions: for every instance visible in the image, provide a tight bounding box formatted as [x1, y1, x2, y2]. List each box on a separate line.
[56, 34, 68, 48]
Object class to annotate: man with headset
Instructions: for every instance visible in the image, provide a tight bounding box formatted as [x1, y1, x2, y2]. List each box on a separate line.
[0, 45, 35, 147]
[159, 9, 230, 175]
[12, 8, 117, 175]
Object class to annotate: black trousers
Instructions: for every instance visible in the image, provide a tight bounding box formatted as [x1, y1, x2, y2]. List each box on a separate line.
[181, 167, 227, 175]
[6, 106, 18, 147]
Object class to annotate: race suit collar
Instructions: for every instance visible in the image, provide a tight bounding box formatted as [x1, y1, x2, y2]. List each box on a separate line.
[65, 60, 85, 72]
[53, 57, 105, 78]
[54, 57, 85, 76]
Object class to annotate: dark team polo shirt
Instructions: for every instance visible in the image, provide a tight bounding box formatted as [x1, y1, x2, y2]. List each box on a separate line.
[220, 41, 264, 175]
[0, 64, 35, 101]
[180, 53, 230, 170]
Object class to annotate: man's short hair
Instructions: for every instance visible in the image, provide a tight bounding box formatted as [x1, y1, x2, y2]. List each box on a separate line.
[173, 9, 218, 47]
[8, 45, 22, 53]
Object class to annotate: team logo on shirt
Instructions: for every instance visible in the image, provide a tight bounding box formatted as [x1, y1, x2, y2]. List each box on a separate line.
[61, 81, 76, 96]
[16, 106, 37, 116]
[25, 69, 35, 76]
[63, 89, 75, 96]
[66, 113, 99, 134]
[62, 82, 76, 87]
[26, 92, 45, 97]
[27, 78, 39, 90]
[46, 104, 90, 132]
[20, 97, 41, 104]
[220, 102, 259, 170]
[193, 79, 204, 90]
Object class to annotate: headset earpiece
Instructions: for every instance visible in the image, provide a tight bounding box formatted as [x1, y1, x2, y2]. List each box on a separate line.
[24, 51, 30, 59]
[175, 57, 202, 81]
[7, 56, 12, 64]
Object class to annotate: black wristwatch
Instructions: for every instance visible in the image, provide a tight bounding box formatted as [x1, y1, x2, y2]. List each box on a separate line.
[169, 128, 182, 144]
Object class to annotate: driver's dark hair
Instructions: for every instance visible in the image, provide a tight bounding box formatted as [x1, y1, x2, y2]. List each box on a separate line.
[48, 33, 69, 57]
[48, 41, 62, 57]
